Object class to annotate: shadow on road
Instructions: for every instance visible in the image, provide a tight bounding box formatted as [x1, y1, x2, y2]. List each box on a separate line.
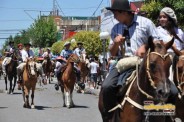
[34, 105, 52, 110]
[0, 107, 8, 109]
[73, 105, 89, 108]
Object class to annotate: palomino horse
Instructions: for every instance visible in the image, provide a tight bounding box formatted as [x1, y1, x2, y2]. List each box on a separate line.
[22, 59, 38, 108]
[78, 54, 89, 83]
[170, 46, 184, 121]
[59, 54, 80, 108]
[5, 50, 20, 94]
[99, 37, 174, 122]
[42, 56, 55, 84]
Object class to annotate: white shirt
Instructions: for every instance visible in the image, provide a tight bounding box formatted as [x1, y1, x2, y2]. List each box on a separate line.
[21, 49, 28, 62]
[89, 62, 99, 74]
[42, 52, 53, 58]
[157, 26, 184, 52]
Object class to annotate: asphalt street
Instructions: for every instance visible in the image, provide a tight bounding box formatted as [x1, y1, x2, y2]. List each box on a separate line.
[0, 77, 102, 122]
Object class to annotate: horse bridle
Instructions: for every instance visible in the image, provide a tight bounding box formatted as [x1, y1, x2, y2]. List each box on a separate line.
[68, 55, 80, 64]
[137, 49, 170, 99]
[176, 55, 184, 99]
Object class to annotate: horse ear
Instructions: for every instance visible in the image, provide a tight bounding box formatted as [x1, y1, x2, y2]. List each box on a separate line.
[172, 45, 182, 56]
[165, 36, 174, 50]
[147, 36, 154, 51]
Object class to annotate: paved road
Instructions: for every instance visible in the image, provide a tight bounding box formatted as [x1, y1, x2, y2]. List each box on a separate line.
[0, 77, 102, 122]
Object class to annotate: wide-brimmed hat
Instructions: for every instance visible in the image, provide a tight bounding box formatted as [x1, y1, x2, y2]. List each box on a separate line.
[24, 43, 32, 47]
[9, 41, 14, 45]
[17, 43, 23, 47]
[160, 7, 177, 24]
[64, 41, 71, 46]
[77, 42, 83, 45]
[106, 0, 133, 12]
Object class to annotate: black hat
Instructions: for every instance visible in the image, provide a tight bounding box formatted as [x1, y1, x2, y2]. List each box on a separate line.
[77, 42, 83, 45]
[106, 0, 133, 12]
[9, 41, 14, 45]
[24, 43, 32, 46]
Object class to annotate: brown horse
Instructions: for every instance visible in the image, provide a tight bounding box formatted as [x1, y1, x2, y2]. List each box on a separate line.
[59, 54, 80, 108]
[42, 56, 55, 84]
[22, 59, 38, 108]
[78, 55, 89, 83]
[4, 50, 19, 94]
[171, 46, 184, 121]
[99, 37, 174, 122]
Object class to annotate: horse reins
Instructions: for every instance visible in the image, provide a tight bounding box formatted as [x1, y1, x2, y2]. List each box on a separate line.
[109, 49, 170, 112]
[176, 55, 184, 99]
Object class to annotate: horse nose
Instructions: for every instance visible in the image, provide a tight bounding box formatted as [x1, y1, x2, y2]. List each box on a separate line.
[156, 83, 170, 98]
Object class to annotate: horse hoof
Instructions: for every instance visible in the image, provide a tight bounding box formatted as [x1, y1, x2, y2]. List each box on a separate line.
[23, 104, 26, 108]
[5, 90, 8, 94]
[67, 106, 71, 109]
[31, 105, 35, 109]
[63, 104, 66, 107]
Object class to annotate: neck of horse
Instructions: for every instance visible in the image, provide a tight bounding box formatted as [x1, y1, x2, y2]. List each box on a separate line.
[67, 62, 74, 74]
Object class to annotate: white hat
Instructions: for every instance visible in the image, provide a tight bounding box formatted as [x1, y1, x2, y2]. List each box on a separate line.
[64, 41, 71, 46]
[160, 7, 177, 24]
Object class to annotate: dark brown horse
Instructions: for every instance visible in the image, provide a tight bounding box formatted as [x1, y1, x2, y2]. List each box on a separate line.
[22, 59, 38, 108]
[4, 50, 19, 94]
[99, 37, 174, 122]
[171, 46, 184, 121]
[42, 56, 55, 84]
[59, 54, 80, 108]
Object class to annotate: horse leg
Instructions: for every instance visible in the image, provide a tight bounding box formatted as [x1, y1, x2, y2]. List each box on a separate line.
[70, 92, 75, 107]
[31, 88, 35, 109]
[4, 76, 8, 93]
[12, 76, 17, 93]
[23, 87, 30, 108]
[60, 82, 66, 107]
[22, 86, 25, 104]
[65, 89, 71, 108]
[9, 79, 12, 94]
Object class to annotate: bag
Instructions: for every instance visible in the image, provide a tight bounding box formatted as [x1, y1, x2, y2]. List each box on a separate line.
[115, 56, 141, 73]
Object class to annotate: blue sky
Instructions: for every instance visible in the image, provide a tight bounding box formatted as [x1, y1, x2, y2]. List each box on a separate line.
[0, 0, 137, 48]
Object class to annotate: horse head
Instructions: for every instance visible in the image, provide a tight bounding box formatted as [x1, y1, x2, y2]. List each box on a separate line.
[26, 59, 37, 77]
[141, 36, 174, 102]
[172, 46, 184, 99]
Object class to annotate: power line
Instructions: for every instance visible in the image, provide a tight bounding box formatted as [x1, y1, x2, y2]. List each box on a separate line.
[0, 29, 26, 32]
[0, 19, 32, 22]
[55, 0, 65, 16]
[92, 0, 104, 16]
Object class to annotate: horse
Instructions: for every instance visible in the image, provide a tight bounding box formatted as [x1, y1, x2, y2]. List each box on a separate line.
[78, 54, 89, 83]
[170, 46, 184, 121]
[42, 56, 55, 84]
[99, 37, 174, 122]
[0, 58, 3, 79]
[4, 50, 20, 94]
[22, 59, 38, 108]
[59, 54, 80, 108]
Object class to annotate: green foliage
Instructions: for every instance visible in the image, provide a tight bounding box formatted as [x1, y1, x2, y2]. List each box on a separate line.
[141, 0, 184, 29]
[28, 16, 57, 47]
[51, 31, 109, 56]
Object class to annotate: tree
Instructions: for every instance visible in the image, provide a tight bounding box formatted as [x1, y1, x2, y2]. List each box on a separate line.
[28, 16, 57, 47]
[141, 0, 184, 29]
[51, 31, 109, 56]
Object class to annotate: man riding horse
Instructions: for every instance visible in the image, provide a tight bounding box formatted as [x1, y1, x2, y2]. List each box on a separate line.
[55, 41, 81, 90]
[99, 0, 178, 121]
[17, 43, 45, 84]
[2, 41, 15, 76]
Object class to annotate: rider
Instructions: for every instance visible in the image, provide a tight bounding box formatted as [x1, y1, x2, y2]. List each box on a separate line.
[101, 0, 162, 119]
[60, 41, 81, 83]
[2, 41, 15, 76]
[42, 48, 54, 67]
[73, 41, 86, 57]
[17, 43, 45, 84]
